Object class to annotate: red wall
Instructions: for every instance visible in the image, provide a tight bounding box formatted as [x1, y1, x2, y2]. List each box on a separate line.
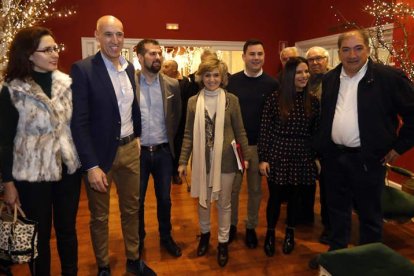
[46, 0, 290, 76]
[45, 0, 383, 73]
[288, 0, 373, 42]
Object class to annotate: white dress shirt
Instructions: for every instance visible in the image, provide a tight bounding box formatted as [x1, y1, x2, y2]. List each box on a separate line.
[331, 61, 368, 147]
[102, 54, 134, 138]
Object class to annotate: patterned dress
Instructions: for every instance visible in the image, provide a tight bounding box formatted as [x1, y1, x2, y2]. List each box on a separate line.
[258, 91, 320, 186]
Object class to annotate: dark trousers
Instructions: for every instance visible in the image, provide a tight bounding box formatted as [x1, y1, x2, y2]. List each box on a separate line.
[139, 145, 173, 240]
[172, 124, 184, 177]
[15, 169, 81, 276]
[297, 184, 316, 224]
[324, 152, 385, 250]
[319, 168, 330, 229]
[266, 183, 300, 229]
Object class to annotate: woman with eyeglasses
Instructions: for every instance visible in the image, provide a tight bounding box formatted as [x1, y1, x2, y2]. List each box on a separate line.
[0, 26, 81, 275]
[258, 57, 320, 257]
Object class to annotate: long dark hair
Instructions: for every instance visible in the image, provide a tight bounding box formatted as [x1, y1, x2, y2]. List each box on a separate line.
[279, 56, 312, 122]
[4, 26, 54, 82]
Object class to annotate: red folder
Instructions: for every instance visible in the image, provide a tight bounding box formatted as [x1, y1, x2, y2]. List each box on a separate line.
[231, 139, 245, 172]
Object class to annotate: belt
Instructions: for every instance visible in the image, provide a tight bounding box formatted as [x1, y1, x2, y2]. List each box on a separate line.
[119, 133, 136, 146]
[335, 144, 361, 153]
[141, 143, 169, 152]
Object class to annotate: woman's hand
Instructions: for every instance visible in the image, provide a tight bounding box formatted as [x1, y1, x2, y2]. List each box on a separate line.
[3, 181, 20, 206]
[259, 162, 270, 177]
[178, 165, 187, 178]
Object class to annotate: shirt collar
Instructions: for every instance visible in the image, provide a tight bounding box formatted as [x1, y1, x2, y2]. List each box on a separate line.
[141, 72, 160, 85]
[340, 59, 369, 79]
[244, 69, 263, 78]
[101, 53, 128, 72]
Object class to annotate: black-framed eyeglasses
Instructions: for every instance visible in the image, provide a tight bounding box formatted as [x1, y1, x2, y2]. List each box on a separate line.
[307, 56, 326, 63]
[35, 45, 61, 55]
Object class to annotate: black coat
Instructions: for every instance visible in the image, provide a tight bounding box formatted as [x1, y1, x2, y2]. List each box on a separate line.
[70, 52, 141, 172]
[314, 59, 414, 164]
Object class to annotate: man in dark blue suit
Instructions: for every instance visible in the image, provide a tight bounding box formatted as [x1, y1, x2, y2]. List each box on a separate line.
[70, 15, 154, 276]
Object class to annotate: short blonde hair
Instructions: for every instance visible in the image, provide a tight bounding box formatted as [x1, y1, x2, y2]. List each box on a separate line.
[196, 57, 228, 88]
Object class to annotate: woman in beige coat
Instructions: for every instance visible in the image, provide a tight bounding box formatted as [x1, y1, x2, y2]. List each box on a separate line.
[178, 57, 249, 267]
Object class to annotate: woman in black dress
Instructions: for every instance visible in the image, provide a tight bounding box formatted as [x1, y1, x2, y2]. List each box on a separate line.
[258, 57, 319, 257]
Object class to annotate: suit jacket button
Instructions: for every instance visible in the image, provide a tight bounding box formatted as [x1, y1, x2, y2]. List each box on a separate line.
[116, 137, 120, 140]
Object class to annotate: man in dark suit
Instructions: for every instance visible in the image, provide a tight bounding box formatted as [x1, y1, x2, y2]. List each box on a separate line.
[71, 15, 154, 276]
[313, 30, 414, 256]
[134, 39, 182, 257]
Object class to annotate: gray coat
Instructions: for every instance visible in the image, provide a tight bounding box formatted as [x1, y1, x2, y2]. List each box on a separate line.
[179, 91, 250, 173]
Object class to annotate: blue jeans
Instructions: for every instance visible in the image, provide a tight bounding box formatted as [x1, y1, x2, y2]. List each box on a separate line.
[139, 145, 173, 240]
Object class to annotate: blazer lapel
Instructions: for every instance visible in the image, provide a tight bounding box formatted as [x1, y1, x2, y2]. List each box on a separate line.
[159, 74, 168, 119]
[93, 52, 119, 111]
[135, 71, 141, 105]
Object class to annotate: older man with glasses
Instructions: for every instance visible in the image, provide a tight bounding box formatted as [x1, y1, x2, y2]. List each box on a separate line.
[306, 46, 330, 99]
[300, 46, 331, 245]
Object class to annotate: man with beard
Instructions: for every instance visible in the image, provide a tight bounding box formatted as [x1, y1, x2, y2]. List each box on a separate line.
[134, 39, 182, 257]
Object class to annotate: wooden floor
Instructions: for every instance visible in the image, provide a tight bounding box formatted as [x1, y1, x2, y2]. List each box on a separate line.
[10, 172, 414, 276]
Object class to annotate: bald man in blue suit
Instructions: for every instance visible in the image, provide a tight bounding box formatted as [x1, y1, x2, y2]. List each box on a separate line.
[70, 15, 154, 276]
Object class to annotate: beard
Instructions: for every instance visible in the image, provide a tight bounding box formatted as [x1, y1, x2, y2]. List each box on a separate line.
[145, 60, 161, 74]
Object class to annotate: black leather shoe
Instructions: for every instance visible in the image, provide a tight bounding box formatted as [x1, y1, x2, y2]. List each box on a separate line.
[308, 255, 320, 270]
[228, 225, 237, 244]
[197, 232, 210, 256]
[217, 242, 228, 267]
[161, 236, 182, 257]
[318, 228, 330, 245]
[97, 266, 111, 276]
[126, 259, 156, 276]
[264, 229, 275, 257]
[245, 228, 258, 248]
[282, 227, 295, 254]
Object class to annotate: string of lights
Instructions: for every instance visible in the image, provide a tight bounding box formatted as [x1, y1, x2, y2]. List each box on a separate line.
[0, 0, 76, 74]
[330, 0, 413, 81]
[364, 0, 414, 81]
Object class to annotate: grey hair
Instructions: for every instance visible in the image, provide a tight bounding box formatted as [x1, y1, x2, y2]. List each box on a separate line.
[305, 46, 330, 59]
